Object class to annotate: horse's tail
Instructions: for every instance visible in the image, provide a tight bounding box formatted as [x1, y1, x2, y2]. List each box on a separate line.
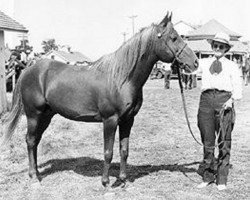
[0, 77, 23, 148]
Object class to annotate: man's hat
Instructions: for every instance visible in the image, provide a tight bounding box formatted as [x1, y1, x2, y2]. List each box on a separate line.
[207, 32, 233, 47]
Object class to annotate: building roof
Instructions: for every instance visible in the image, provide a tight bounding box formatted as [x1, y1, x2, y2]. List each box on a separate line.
[186, 19, 241, 40]
[186, 39, 248, 55]
[0, 10, 28, 33]
[46, 50, 92, 63]
[174, 20, 197, 36]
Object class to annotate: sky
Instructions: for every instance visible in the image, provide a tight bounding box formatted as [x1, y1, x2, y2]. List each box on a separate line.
[1, 0, 250, 60]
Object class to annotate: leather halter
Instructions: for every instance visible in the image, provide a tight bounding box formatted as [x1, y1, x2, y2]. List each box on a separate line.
[157, 30, 188, 68]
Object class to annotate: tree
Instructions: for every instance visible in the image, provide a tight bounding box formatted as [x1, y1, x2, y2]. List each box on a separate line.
[41, 39, 58, 53]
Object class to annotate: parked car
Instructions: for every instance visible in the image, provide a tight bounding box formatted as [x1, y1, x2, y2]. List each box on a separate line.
[150, 61, 179, 79]
[150, 65, 165, 79]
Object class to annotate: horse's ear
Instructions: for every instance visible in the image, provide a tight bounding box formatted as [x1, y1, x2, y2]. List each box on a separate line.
[159, 12, 170, 27]
[169, 12, 172, 22]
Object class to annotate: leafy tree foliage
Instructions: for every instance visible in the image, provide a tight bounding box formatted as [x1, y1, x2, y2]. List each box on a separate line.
[41, 39, 58, 53]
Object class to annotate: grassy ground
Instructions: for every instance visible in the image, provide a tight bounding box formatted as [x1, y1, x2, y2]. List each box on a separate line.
[0, 79, 249, 200]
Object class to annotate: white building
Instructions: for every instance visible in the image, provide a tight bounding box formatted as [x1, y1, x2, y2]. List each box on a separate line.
[45, 49, 92, 66]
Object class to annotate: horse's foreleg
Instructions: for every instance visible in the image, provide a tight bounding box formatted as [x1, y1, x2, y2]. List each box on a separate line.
[26, 113, 52, 181]
[119, 117, 134, 182]
[102, 115, 118, 187]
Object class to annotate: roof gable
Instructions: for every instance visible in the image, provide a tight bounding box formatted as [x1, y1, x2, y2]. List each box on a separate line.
[186, 19, 241, 40]
[57, 50, 91, 62]
[174, 20, 196, 36]
[46, 50, 91, 63]
[0, 10, 28, 33]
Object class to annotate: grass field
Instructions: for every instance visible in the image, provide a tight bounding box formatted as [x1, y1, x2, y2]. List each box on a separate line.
[0, 79, 249, 200]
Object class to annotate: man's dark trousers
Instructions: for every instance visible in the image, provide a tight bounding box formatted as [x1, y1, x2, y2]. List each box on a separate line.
[198, 89, 234, 185]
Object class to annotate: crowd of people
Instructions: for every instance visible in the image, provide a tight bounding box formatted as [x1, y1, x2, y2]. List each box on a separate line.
[5, 48, 42, 91]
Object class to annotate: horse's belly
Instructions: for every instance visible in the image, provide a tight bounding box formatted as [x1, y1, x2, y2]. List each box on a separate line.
[47, 92, 102, 122]
[64, 112, 102, 122]
[55, 106, 102, 122]
[45, 79, 117, 122]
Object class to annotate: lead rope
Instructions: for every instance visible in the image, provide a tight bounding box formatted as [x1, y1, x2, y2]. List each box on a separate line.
[175, 63, 225, 149]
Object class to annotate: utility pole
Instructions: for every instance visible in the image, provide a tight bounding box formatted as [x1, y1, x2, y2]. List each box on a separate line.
[128, 15, 137, 36]
[121, 32, 128, 43]
[17, 33, 28, 50]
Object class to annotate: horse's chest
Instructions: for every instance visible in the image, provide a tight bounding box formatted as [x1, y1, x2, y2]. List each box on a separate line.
[120, 96, 142, 119]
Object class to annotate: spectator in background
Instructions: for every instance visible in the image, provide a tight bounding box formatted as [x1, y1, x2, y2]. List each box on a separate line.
[20, 51, 27, 65]
[26, 49, 36, 67]
[27, 49, 35, 61]
[242, 54, 250, 86]
[162, 62, 172, 89]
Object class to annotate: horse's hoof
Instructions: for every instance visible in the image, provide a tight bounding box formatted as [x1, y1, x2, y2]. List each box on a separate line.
[119, 176, 127, 188]
[102, 182, 108, 187]
[111, 177, 127, 188]
[29, 171, 42, 182]
[119, 174, 126, 183]
[120, 180, 126, 188]
[102, 178, 110, 187]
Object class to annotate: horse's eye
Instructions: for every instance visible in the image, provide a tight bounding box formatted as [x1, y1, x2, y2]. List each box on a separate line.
[172, 36, 177, 42]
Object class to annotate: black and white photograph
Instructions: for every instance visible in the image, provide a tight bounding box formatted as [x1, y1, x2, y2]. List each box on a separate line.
[0, 0, 249, 199]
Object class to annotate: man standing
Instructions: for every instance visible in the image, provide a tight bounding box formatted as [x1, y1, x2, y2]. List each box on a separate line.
[163, 62, 172, 89]
[196, 32, 242, 190]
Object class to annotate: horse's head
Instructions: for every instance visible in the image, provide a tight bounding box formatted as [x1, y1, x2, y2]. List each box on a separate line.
[154, 12, 199, 73]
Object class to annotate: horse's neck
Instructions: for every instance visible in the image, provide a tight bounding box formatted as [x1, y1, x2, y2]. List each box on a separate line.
[129, 55, 157, 89]
[118, 55, 157, 106]
[122, 29, 158, 90]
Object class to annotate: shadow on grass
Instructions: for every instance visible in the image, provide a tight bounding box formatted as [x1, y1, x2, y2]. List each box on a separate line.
[38, 156, 202, 183]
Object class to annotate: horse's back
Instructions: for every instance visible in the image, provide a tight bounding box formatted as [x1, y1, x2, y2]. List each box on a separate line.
[19, 59, 130, 122]
[20, 59, 111, 121]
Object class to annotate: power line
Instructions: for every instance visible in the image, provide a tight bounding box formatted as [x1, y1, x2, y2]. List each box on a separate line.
[128, 15, 137, 36]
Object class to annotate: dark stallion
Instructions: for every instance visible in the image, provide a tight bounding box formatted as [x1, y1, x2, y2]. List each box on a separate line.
[1, 13, 198, 186]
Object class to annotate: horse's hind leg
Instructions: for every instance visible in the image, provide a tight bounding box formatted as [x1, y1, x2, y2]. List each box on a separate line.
[26, 111, 53, 181]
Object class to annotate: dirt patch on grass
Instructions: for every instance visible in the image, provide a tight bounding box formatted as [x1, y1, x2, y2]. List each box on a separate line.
[1, 79, 249, 200]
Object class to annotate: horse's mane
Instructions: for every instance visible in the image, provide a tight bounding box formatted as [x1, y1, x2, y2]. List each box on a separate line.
[89, 24, 157, 87]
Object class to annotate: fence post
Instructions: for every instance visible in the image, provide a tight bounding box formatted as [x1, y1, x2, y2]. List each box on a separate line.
[0, 30, 7, 114]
